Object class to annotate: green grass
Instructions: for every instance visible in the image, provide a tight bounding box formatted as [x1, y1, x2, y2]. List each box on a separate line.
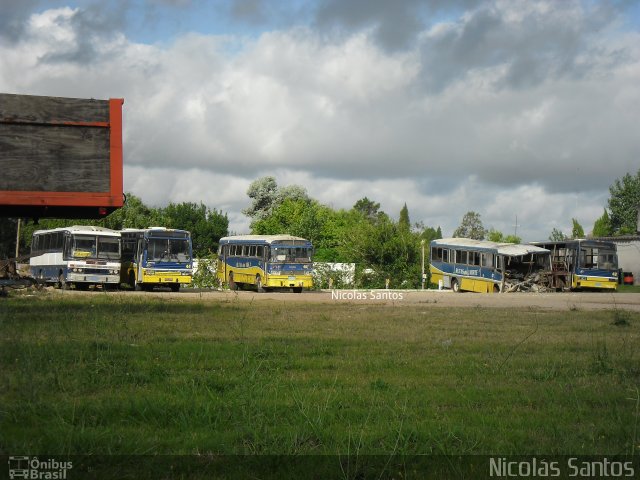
[1, 293, 639, 457]
[618, 284, 640, 293]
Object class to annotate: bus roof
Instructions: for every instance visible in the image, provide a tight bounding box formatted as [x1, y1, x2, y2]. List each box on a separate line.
[121, 227, 190, 235]
[431, 237, 549, 257]
[531, 239, 617, 249]
[33, 225, 120, 236]
[219, 235, 311, 245]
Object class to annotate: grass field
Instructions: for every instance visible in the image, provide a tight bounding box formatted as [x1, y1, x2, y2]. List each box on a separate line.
[1, 292, 639, 462]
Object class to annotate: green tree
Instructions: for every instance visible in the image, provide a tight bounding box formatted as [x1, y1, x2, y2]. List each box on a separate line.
[487, 228, 505, 242]
[353, 197, 382, 222]
[608, 169, 640, 234]
[549, 228, 566, 241]
[592, 209, 613, 238]
[399, 203, 410, 232]
[453, 211, 486, 240]
[504, 234, 522, 244]
[571, 218, 585, 239]
[161, 202, 228, 257]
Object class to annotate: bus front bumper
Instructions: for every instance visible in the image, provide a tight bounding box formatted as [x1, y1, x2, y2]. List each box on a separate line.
[574, 277, 618, 290]
[266, 275, 313, 289]
[142, 272, 192, 285]
[67, 273, 120, 284]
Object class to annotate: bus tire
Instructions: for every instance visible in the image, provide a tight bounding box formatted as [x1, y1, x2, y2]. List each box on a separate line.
[170, 283, 180, 292]
[451, 278, 461, 293]
[493, 284, 500, 293]
[293, 287, 303, 293]
[256, 275, 264, 293]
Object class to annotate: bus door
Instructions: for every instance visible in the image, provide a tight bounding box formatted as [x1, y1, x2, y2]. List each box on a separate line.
[136, 237, 145, 282]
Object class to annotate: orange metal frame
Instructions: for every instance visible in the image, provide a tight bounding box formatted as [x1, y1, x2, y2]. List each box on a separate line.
[0, 98, 124, 211]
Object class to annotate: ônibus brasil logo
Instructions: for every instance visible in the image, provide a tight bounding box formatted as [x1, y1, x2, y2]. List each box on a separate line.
[8, 456, 73, 479]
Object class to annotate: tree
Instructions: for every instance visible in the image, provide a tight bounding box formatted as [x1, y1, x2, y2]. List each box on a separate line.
[161, 202, 228, 257]
[487, 228, 504, 242]
[353, 197, 382, 222]
[504, 234, 522, 244]
[608, 169, 640, 234]
[549, 228, 566, 241]
[571, 218, 585, 239]
[243, 176, 310, 230]
[399, 203, 410, 232]
[592, 209, 613, 238]
[487, 229, 520, 243]
[242, 176, 279, 221]
[453, 211, 485, 240]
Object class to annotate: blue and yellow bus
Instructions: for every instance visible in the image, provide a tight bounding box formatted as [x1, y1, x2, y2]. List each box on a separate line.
[217, 235, 313, 292]
[532, 239, 618, 291]
[120, 227, 193, 291]
[430, 238, 550, 293]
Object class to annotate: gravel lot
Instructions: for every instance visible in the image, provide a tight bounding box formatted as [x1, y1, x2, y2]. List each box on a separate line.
[52, 288, 640, 311]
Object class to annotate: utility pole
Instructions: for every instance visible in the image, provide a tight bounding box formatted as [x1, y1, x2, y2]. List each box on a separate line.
[15, 218, 21, 258]
[513, 215, 520, 238]
[421, 239, 425, 290]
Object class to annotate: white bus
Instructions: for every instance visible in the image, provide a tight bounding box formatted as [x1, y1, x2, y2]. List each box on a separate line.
[30, 226, 121, 290]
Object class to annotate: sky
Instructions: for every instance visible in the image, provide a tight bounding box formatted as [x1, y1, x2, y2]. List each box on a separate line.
[1, 0, 639, 240]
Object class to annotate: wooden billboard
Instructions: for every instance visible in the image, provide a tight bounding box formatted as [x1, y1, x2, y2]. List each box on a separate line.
[0, 93, 124, 218]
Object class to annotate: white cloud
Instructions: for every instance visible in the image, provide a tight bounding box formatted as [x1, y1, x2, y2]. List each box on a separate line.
[1, 1, 638, 241]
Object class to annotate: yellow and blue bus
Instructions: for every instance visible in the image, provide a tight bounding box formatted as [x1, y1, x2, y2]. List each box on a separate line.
[120, 227, 193, 291]
[531, 239, 618, 291]
[217, 235, 313, 292]
[429, 237, 550, 293]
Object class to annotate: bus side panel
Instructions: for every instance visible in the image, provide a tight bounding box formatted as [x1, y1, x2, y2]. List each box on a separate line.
[224, 257, 266, 286]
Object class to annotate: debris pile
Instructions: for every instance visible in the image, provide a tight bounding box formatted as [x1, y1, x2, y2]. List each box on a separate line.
[504, 271, 552, 293]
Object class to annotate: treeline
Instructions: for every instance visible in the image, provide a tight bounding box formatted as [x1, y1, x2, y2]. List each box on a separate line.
[243, 177, 442, 288]
[551, 169, 640, 240]
[1, 194, 228, 258]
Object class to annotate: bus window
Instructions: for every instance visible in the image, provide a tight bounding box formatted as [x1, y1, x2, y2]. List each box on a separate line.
[256, 245, 264, 258]
[469, 251, 481, 266]
[481, 253, 493, 267]
[455, 250, 468, 265]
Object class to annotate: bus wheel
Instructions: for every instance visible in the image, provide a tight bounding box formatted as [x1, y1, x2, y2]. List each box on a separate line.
[451, 278, 461, 293]
[293, 287, 303, 293]
[170, 283, 180, 292]
[256, 275, 264, 293]
[493, 284, 500, 293]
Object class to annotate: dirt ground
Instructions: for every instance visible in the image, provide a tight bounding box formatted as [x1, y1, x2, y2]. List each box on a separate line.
[49, 288, 640, 312]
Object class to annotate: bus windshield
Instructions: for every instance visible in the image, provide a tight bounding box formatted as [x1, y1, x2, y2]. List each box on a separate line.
[148, 238, 191, 262]
[97, 236, 120, 260]
[580, 246, 617, 270]
[269, 246, 312, 263]
[71, 235, 120, 260]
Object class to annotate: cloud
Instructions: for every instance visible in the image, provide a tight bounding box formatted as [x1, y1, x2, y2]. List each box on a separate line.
[0, 0, 42, 42]
[1, 1, 638, 241]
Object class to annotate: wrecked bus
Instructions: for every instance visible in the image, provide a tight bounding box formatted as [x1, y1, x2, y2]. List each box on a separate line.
[531, 239, 618, 291]
[429, 238, 550, 293]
